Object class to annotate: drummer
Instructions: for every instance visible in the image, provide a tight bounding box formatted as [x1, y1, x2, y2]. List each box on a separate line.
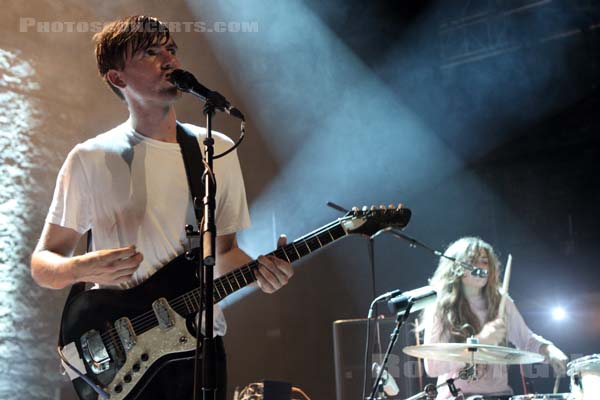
[421, 237, 568, 399]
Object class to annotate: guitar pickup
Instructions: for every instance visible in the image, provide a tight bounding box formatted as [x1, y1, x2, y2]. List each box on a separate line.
[80, 329, 111, 374]
[114, 317, 137, 351]
[152, 298, 175, 330]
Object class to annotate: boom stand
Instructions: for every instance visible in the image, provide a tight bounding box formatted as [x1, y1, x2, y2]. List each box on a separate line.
[368, 302, 414, 400]
[192, 100, 218, 400]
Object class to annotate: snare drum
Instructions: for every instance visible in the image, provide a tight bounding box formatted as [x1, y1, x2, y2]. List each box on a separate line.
[510, 395, 571, 400]
[567, 354, 600, 400]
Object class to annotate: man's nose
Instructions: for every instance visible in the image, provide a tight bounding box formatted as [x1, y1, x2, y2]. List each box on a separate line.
[161, 52, 180, 70]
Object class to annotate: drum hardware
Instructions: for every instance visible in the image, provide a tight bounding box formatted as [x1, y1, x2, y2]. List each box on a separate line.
[403, 365, 477, 400]
[403, 341, 545, 365]
[402, 338, 546, 400]
[233, 381, 311, 400]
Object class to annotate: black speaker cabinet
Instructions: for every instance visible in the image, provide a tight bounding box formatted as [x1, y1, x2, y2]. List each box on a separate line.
[333, 317, 430, 400]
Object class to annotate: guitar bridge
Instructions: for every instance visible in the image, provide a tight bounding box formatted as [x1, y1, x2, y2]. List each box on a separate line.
[80, 330, 111, 374]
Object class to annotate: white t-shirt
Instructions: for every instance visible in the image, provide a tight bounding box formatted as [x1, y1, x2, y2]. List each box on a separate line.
[46, 119, 251, 336]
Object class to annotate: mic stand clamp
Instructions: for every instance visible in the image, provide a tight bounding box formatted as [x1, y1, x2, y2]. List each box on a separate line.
[185, 224, 200, 261]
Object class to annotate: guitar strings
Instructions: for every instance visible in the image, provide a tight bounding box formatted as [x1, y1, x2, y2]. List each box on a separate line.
[98, 263, 259, 348]
[97, 237, 327, 348]
[97, 239, 318, 349]
[97, 229, 342, 351]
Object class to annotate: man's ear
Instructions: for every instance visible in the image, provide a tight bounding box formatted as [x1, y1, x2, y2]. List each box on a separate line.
[106, 70, 126, 89]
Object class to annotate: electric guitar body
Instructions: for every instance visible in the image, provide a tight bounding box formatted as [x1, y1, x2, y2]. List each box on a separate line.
[59, 206, 411, 400]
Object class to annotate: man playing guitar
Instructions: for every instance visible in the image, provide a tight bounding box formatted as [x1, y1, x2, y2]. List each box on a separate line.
[30, 15, 293, 400]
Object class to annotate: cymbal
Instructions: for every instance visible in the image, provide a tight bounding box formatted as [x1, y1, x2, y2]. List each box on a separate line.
[403, 343, 545, 365]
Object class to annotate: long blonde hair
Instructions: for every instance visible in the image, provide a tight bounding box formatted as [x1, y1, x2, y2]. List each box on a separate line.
[422, 237, 502, 342]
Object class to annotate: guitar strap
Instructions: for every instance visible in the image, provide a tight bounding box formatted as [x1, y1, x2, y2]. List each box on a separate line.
[57, 122, 206, 346]
[176, 121, 206, 225]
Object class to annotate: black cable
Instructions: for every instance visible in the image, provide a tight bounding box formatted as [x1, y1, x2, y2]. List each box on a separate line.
[362, 314, 372, 400]
[213, 121, 245, 159]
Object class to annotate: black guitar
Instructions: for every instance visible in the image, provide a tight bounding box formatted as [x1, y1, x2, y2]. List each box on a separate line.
[59, 206, 411, 400]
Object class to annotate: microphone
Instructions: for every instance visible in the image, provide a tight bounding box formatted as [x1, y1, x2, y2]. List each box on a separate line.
[449, 256, 488, 278]
[368, 289, 402, 318]
[471, 267, 488, 278]
[168, 69, 245, 120]
[387, 285, 437, 315]
[372, 362, 399, 397]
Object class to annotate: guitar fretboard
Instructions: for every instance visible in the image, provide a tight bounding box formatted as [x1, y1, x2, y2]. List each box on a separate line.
[184, 218, 348, 314]
[126, 218, 349, 338]
[95, 207, 410, 360]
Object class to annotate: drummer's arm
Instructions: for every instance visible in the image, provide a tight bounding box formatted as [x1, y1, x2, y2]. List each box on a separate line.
[539, 343, 568, 376]
[504, 298, 568, 375]
[423, 317, 466, 377]
[504, 297, 551, 352]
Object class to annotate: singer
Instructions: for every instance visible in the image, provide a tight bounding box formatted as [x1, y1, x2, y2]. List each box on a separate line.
[420, 237, 567, 399]
[29, 16, 293, 400]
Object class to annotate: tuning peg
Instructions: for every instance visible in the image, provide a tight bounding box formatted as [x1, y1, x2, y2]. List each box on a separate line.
[397, 203, 403, 209]
[388, 204, 395, 209]
[369, 205, 375, 211]
[379, 204, 386, 210]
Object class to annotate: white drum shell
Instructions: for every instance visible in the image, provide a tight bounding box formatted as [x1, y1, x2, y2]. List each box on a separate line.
[567, 354, 600, 400]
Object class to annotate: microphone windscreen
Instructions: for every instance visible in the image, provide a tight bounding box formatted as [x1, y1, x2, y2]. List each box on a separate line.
[168, 69, 196, 91]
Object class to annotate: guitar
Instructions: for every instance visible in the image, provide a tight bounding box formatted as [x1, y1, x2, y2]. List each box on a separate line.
[59, 205, 411, 400]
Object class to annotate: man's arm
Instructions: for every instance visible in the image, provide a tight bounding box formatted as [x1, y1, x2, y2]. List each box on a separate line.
[216, 233, 293, 294]
[30, 222, 143, 289]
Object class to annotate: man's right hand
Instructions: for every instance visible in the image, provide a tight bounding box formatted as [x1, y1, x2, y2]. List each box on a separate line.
[74, 245, 143, 285]
[477, 318, 506, 345]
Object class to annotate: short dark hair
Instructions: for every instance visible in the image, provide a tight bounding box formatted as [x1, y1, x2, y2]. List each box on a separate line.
[93, 16, 172, 100]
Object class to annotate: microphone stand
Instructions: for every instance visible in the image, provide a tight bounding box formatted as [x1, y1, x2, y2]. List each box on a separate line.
[377, 229, 486, 277]
[368, 302, 414, 400]
[170, 72, 245, 400]
[192, 99, 218, 400]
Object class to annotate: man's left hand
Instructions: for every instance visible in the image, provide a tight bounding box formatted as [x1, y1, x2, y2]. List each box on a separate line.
[256, 234, 294, 294]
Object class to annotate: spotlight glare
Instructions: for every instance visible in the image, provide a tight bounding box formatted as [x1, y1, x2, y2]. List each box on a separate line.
[552, 306, 566, 321]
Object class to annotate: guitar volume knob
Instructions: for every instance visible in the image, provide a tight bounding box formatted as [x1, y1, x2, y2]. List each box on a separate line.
[141, 353, 149, 362]
[124, 374, 132, 383]
[115, 384, 123, 393]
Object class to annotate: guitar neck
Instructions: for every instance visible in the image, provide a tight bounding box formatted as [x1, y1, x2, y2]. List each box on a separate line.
[185, 218, 349, 313]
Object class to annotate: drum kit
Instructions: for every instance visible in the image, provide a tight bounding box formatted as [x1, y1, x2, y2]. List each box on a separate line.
[400, 340, 599, 400]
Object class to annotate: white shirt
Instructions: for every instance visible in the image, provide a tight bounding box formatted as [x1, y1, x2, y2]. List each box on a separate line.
[424, 294, 551, 399]
[47, 119, 251, 336]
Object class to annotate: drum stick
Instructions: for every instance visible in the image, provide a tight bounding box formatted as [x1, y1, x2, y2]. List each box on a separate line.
[553, 376, 560, 393]
[414, 319, 423, 390]
[497, 254, 512, 319]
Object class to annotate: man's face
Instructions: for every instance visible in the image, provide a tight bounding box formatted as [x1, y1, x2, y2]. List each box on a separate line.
[115, 37, 182, 104]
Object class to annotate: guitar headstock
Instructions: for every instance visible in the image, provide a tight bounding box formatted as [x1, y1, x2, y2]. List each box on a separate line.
[341, 204, 411, 236]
